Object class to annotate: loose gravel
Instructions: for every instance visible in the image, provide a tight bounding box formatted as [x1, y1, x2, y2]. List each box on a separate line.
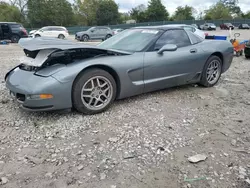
[0, 40, 250, 188]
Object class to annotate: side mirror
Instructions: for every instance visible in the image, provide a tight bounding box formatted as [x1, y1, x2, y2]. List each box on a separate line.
[157, 44, 177, 54]
[91, 30, 94, 32]
[40, 29, 44, 32]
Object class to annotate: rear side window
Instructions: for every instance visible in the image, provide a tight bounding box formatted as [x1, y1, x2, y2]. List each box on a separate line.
[186, 31, 204, 44]
[10, 24, 22, 29]
[183, 26, 195, 32]
[154, 29, 191, 50]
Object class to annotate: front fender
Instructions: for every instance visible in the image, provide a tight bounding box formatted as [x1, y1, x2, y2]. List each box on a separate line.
[51, 53, 145, 99]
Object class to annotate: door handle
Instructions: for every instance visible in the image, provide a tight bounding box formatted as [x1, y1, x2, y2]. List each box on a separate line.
[190, 49, 197, 53]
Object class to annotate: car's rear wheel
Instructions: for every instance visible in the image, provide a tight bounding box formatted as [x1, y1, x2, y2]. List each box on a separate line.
[58, 34, 65, 39]
[199, 56, 222, 87]
[11, 35, 20, 43]
[72, 68, 117, 114]
[82, 35, 89, 42]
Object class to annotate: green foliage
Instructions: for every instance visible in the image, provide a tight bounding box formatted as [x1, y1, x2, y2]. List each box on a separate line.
[146, 0, 169, 21]
[118, 12, 131, 24]
[27, 0, 75, 27]
[96, 0, 119, 25]
[130, 6, 148, 22]
[0, 2, 24, 22]
[173, 5, 195, 20]
[219, 0, 241, 15]
[129, 0, 169, 22]
[204, 2, 232, 20]
[75, 0, 99, 26]
[242, 11, 250, 19]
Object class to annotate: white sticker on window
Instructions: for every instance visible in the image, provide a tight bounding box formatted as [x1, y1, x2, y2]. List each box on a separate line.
[141, 30, 159, 34]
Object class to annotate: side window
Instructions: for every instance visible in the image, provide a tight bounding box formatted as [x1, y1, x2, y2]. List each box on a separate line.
[183, 26, 195, 33]
[42, 27, 49, 31]
[186, 31, 203, 44]
[154, 30, 191, 50]
[10, 24, 21, 29]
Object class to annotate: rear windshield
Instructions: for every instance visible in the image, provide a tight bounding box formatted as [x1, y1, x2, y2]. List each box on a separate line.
[9, 24, 23, 29]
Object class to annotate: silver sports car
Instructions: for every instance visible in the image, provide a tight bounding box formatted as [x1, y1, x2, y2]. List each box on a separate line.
[5, 26, 234, 114]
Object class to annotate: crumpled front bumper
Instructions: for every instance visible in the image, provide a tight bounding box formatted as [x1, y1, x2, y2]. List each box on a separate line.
[5, 67, 72, 111]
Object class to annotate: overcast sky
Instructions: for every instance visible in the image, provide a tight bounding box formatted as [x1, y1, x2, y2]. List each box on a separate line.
[4, 0, 250, 15]
[114, 0, 250, 15]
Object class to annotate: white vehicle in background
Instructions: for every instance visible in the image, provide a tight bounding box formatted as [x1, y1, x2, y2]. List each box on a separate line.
[29, 26, 69, 39]
[200, 23, 216, 30]
[168, 24, 207, 39]
[112, 28, 124, 35]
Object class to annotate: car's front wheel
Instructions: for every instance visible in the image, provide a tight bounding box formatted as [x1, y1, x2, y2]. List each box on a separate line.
[199, 56, 222, 87]
[72, 68, 117, 114]
[82, 35, 89, 42]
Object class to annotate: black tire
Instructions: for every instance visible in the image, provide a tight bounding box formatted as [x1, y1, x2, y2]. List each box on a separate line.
[11, 35, 20, 43]
[81, 35, 89, 42]
[105, 34, 112, 40]
[246, 55, 250, 59]
[35, 34, 41, 38]
[240, 50, 243, 56]
[58, 34, 65, 39]
[72, 68, 117, 115]
[199, 56, 222, 87]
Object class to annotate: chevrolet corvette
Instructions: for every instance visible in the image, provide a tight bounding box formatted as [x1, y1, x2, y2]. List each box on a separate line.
[5, 26, 234, 114]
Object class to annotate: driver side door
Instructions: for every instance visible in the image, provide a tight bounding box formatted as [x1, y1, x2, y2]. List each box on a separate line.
[143, 29, 203, 93]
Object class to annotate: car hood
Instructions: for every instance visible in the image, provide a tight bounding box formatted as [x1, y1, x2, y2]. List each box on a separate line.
[17, 37, 132, 67]
[76, 31, 86, 36]
[29, 30, 37, 35]
[18, 37, 130, 52]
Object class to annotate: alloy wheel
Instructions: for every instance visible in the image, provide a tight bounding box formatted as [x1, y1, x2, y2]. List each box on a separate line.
[81, 76, 113, 110]
[206, 60, 221, 85]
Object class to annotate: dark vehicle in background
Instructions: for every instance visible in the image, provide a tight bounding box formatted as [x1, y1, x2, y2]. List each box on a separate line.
[238, 23, 250, 29]
[75, 26, 113, 42]
[0, 22, 28, 43]
[220, 23, 234, 30]
[245, 40, 250, 59]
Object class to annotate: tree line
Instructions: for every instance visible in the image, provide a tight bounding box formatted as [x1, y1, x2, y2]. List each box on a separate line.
[0, 0, 250, 28]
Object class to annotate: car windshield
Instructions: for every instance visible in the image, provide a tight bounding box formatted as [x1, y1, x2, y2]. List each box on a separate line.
[98, 28, 161, 52]
[208, 23, 215, 26]
[226, 23, 232, 26]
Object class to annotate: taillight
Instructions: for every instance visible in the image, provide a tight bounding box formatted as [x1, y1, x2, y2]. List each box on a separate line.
[21, 27, 28, 35]
[205, 33, 208, 36]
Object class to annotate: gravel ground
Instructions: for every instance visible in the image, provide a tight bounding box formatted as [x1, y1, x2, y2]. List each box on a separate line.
[0, 31, 250, 188]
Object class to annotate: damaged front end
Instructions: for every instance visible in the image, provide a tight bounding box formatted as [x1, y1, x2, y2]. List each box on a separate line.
[5, 38, 130, 80]
[4, 37, 131, 111]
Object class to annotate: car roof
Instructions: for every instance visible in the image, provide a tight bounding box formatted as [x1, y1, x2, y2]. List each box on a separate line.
[132, 25, 185, 31]
[93, 26, 110, 29]
[43, 26, 66, 28]
[0, 22, 19, 24]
